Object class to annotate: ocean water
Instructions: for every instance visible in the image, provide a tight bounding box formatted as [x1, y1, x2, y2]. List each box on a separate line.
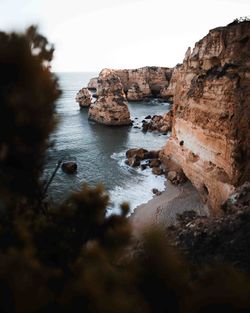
[44, 72, 171, 214]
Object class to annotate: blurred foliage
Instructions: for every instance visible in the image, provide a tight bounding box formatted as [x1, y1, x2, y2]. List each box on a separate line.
[0, 26, 250, 313]
[0, 25, 59, 202]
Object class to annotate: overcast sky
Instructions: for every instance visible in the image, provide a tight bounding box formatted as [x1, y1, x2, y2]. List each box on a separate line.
[0, 0, 249, 72]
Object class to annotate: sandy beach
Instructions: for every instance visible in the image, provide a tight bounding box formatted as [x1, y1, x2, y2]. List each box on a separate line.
[130, 180, 209, 238]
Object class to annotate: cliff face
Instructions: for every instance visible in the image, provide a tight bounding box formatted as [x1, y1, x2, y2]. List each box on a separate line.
[89, 67, 173, 101]
[88, 69, 131, 126]
[163, 21, 250, 213]
[115, 66, 173, 100]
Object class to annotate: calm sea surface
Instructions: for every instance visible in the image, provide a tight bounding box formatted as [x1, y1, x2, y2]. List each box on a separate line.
[44, 72, 170, 213]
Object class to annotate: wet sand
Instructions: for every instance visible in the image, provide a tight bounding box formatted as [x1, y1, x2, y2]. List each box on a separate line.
[130, 180, 209, 238]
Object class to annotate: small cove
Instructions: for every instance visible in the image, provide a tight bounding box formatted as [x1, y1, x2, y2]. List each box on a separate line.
[44, 72, 171, 213]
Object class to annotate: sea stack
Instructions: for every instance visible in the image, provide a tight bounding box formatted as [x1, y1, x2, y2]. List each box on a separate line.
[87, 77, 98, 90]
[75, 87, 92, 108]
[162, 20, 250, 213]
[88, 69, 131, 126]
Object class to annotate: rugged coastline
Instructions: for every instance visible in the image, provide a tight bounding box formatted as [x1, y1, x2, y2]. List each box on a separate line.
[76, 19, 250, 235]
[132, 20, 250, 220]
[125, 20, 250, 273]
[87, 66, 173, 101]
[3, 14, 250, 313]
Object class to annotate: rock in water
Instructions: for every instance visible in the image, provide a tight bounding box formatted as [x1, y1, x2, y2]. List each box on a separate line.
[88, 69, 131, 126]
[75, 88, 92, 108]
[61, 161, 77, 174]
[163, 20, 250, 213]
[126, 148, 148, 160]
[152, 167, 163, 175]
[87, 77, 98, 90]
[142, 111, 173, 133]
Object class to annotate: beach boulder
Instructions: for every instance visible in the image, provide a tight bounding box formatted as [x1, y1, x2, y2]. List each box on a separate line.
[126, 148, 148, 160]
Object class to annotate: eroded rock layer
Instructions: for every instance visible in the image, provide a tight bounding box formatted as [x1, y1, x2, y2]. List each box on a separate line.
[89, 67, 173, 101]
[163, 21, 250, 213]
[75, 88, 92, 108]
[87, 77, 98, 90]
[88, 69, 131, 126]
[116, 67, 173, 100]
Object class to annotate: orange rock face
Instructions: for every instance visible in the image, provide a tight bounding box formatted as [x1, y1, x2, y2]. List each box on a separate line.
[88, 69, 131, 126]
[90, 67, 173, 101]
[117, 66, 173, 100]
[163, 21, 250, 213]
[75, 88, 92, 108]
[87, 77, 98, 90]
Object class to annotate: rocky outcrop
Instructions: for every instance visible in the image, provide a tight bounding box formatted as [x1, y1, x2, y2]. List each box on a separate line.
[89, 67, 173, 101]
[87, 77, 98, 90]
[142, 111, 173, 133]
[61, 161, 77, 174]
[75, 88, 92, 108]
[163, 20, 250, 213]
[125, 148, 164, 175]
[88, 69, 131, 126]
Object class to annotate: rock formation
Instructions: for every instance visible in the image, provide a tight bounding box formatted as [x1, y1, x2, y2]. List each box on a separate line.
[61, 161, 77, 174]
[87, 77, 98, 90]
[88, 67, 173, 101]
[125, 148, 164, 175]
[88, 69, 131, 126]
[75, 88, 92, 108]
[163, 20, 250, 213]
[142, 111, 173, 133]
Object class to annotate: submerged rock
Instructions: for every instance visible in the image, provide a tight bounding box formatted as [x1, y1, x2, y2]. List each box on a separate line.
[61, 161, 77, 174]
[88, 69, 131, 126]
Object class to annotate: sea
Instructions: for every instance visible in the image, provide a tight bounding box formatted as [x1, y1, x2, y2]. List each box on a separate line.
[43, 72, 171, 214]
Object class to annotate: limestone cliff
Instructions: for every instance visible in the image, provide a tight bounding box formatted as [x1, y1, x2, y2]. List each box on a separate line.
[116, 66, 173, 100]
[163, 20, 250, 213]
[89, 66, 173, 101]
[88, 69, 131, 126]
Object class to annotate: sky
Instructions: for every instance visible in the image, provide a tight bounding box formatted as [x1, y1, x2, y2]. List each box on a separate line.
[0, 0, 249, 72]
